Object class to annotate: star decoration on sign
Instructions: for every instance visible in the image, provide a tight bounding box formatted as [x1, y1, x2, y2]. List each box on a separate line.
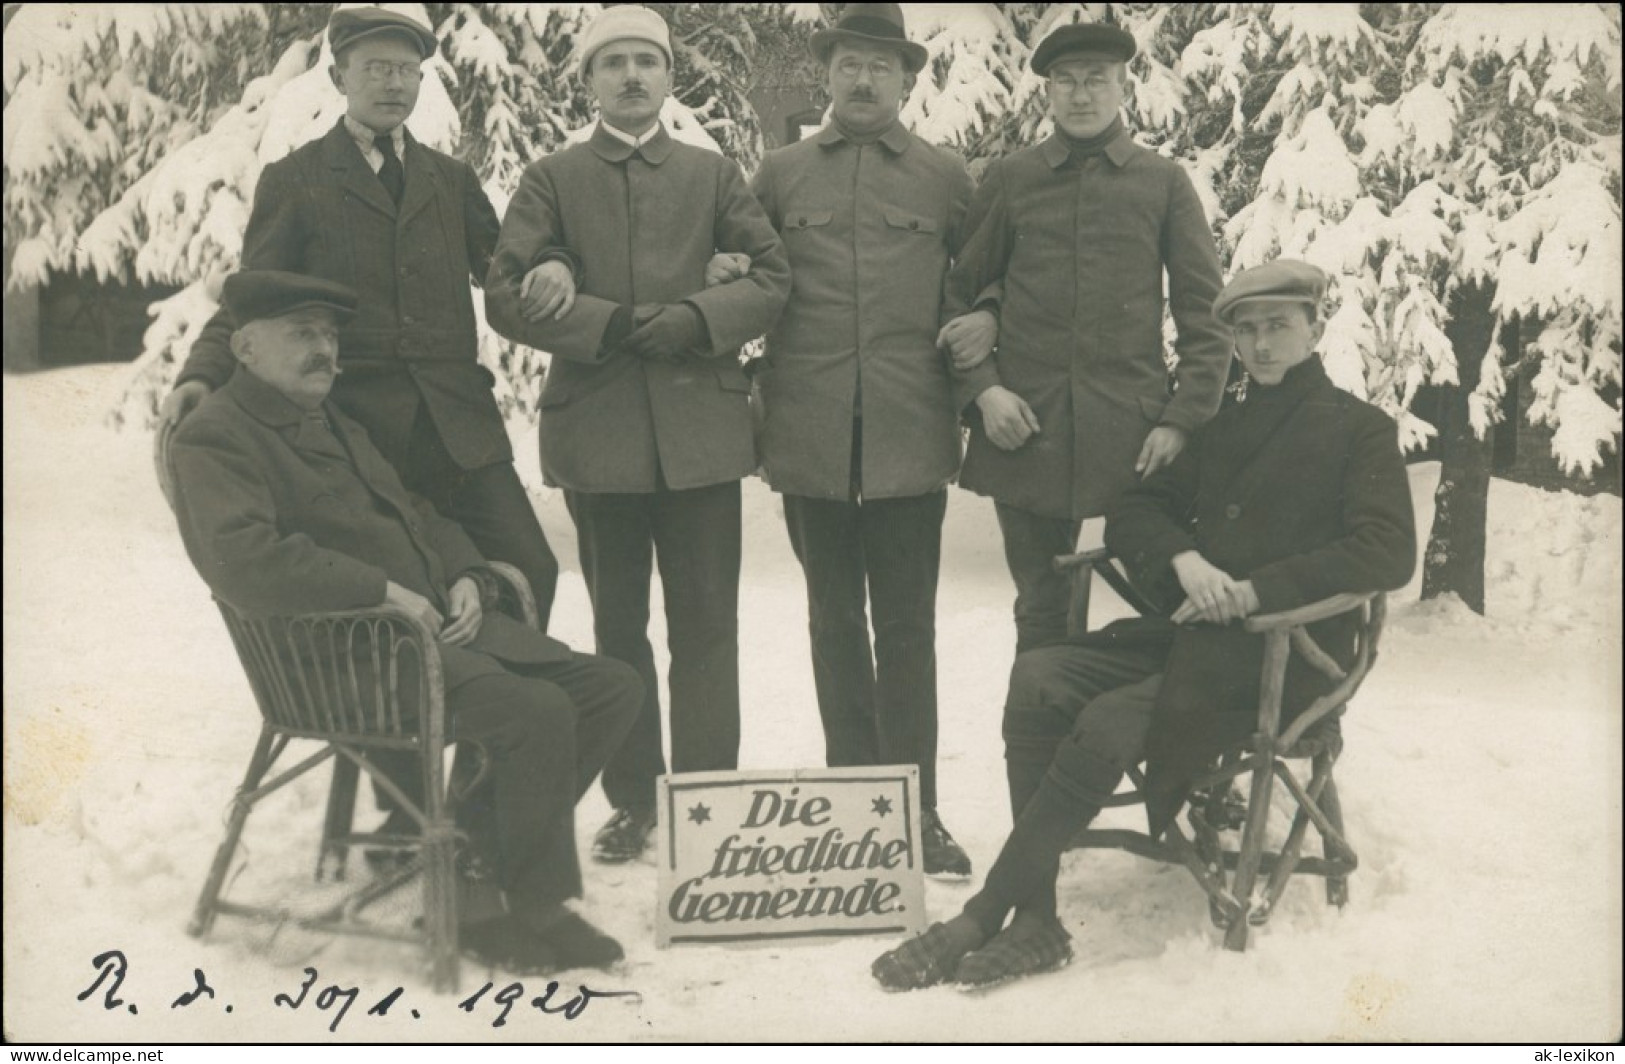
[871, 795, 893, 818]
[687, 803, 711, 825]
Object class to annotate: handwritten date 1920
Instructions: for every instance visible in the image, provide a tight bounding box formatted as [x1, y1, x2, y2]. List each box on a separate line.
[79, 950, 638, 1035]
[458, 979, 638, 1028]
[277, 967, 638, 1033]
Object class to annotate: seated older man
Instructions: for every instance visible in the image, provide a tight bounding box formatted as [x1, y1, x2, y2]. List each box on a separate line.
[168, 270, 642, 974]
[871, 260, 1417, 991]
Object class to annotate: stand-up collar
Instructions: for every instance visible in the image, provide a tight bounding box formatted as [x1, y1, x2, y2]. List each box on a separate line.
[814, 119, 912, 155]
[588, 120, 674, 165]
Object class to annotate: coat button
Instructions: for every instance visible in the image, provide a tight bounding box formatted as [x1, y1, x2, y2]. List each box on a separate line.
[909, 219, 919, 230]
[1225, 503, 1242, 520]
[796, 216, 807, 226]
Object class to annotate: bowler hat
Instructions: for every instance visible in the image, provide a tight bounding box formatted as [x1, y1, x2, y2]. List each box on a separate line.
[811, 3, 929, 75]
[1212, 260, 1329, 324]
[222, 271, 359, 328]
[328, 6, 438, 60]
[1030, 22, 1136, 76]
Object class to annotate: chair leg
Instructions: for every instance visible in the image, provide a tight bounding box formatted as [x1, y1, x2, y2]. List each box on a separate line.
[1319, 759, 1351, 909]
[1224, 751, 1278, 951]
[318, 753, 360, 883]
[189, 725, 278, 938]
[422, 817, 460, 992]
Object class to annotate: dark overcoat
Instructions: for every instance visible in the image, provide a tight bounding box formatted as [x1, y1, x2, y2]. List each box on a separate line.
[1103, 359, 1417, 832]
[169, 370, 570, 694]
[179, 120, 507, 474]
[946, 128, 1231, 520]
[484, 124, 791, 494]
[748, 122, 972, 500]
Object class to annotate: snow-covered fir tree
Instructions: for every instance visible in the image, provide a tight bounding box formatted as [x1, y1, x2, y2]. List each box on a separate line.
[4, 4, 1619, 610]
[2, 2, 818, 424]
[902, 3, 1620, 611]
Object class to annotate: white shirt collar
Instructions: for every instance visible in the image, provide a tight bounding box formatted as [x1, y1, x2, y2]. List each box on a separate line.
[598, 120, 662, 149]
[343, 116, 406, 170]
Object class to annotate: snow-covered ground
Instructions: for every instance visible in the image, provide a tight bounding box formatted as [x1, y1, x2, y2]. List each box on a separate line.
[4, 365, 1620, 1043]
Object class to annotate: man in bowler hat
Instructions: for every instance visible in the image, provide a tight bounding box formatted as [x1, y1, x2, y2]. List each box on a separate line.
[748, 2, 982, 877]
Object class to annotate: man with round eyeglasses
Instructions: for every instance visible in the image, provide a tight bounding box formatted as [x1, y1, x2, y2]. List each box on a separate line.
[941, 21, 1231, 657]
[161, 7, 561, 640]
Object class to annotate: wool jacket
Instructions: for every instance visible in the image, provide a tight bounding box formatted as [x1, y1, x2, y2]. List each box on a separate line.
[180, 120, 508, 473]
[169, 370, 571, 694]
[946, 127, 1231, 519]
[749, 121, 973, 500]
[1103, 358, 1417, 832]
[485, 123, 791, 493]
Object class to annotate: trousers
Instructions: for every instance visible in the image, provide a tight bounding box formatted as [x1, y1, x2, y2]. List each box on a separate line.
[994, 502, 1083, 654]
[964, 642, 1165, 930]
[565, 480, 742, 810]
[403, 407, 560, 631]
[783, 488, 947, 807]
[449, 652, 641, 907]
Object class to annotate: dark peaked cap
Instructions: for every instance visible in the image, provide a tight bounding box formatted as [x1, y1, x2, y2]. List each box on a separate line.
[1211, 260, 1329, 324]
[1030, 21, 1137, 75]
[328, 6, 438, 59]
[811, 3, 929, 73]
[222, 271, 360, 328]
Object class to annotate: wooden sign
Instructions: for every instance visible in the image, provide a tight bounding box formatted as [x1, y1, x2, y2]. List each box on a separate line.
[655, 767, 927, 947]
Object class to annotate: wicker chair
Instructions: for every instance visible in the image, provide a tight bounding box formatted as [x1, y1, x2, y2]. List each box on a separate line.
[156, 421, 538, 991]
[1057, 548, 1383, 951]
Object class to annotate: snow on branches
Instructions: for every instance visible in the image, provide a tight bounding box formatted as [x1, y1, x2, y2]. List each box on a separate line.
[3, 4, 1619, 473]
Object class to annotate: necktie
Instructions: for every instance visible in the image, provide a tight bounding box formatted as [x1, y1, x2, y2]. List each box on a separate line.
[374, 134, 404, 205]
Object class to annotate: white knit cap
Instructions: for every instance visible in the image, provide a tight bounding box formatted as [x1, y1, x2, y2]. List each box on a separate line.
[576, 5, 673, 81]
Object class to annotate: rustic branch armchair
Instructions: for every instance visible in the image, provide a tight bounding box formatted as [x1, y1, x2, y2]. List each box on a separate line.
[1057, 548, 1384, 951]
[156, 421, 538, 991]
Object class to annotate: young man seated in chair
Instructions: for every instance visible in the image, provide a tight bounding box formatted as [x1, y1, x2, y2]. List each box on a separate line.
[168, 269, 643, 974]
[872, 259, 1416, 991]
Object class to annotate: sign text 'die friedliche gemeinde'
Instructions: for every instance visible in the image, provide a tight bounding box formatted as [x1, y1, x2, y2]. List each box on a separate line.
[656, 768, 926, 946]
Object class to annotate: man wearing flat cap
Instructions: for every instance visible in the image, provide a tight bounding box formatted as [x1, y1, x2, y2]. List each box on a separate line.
[941, 19, 1231, 655]
[168, 269, 645, 974]
[161, 7, 561, 635]
[872, 258, 1415, 991]
[745, 2, 980, 878]
[484, 4, 791, 864]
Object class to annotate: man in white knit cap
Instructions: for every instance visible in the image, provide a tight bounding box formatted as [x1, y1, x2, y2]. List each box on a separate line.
[486, 4, 790, 863]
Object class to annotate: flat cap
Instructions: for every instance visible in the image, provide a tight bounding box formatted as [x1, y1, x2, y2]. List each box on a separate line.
[1030, 22, 1136, 75]
[1212, 260, 1328, 323]
[222, 271, 359, 328]
[810, 3, 929, 75]
[576, 5, 673, 81]
[328, 6, 438, 60]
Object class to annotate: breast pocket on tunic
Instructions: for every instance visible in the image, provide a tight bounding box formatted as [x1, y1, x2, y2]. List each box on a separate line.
[783, 209, 834, 237]
[882, 207, 939, 238]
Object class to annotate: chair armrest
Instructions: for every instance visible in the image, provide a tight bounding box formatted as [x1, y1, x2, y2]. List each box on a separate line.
[155, 420, 179, 511]
[486, 561, 539, 629]
[216, 598, 446, 741]
[1054, 547, 1114, 572]
[1243, 592, 1374, 633]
